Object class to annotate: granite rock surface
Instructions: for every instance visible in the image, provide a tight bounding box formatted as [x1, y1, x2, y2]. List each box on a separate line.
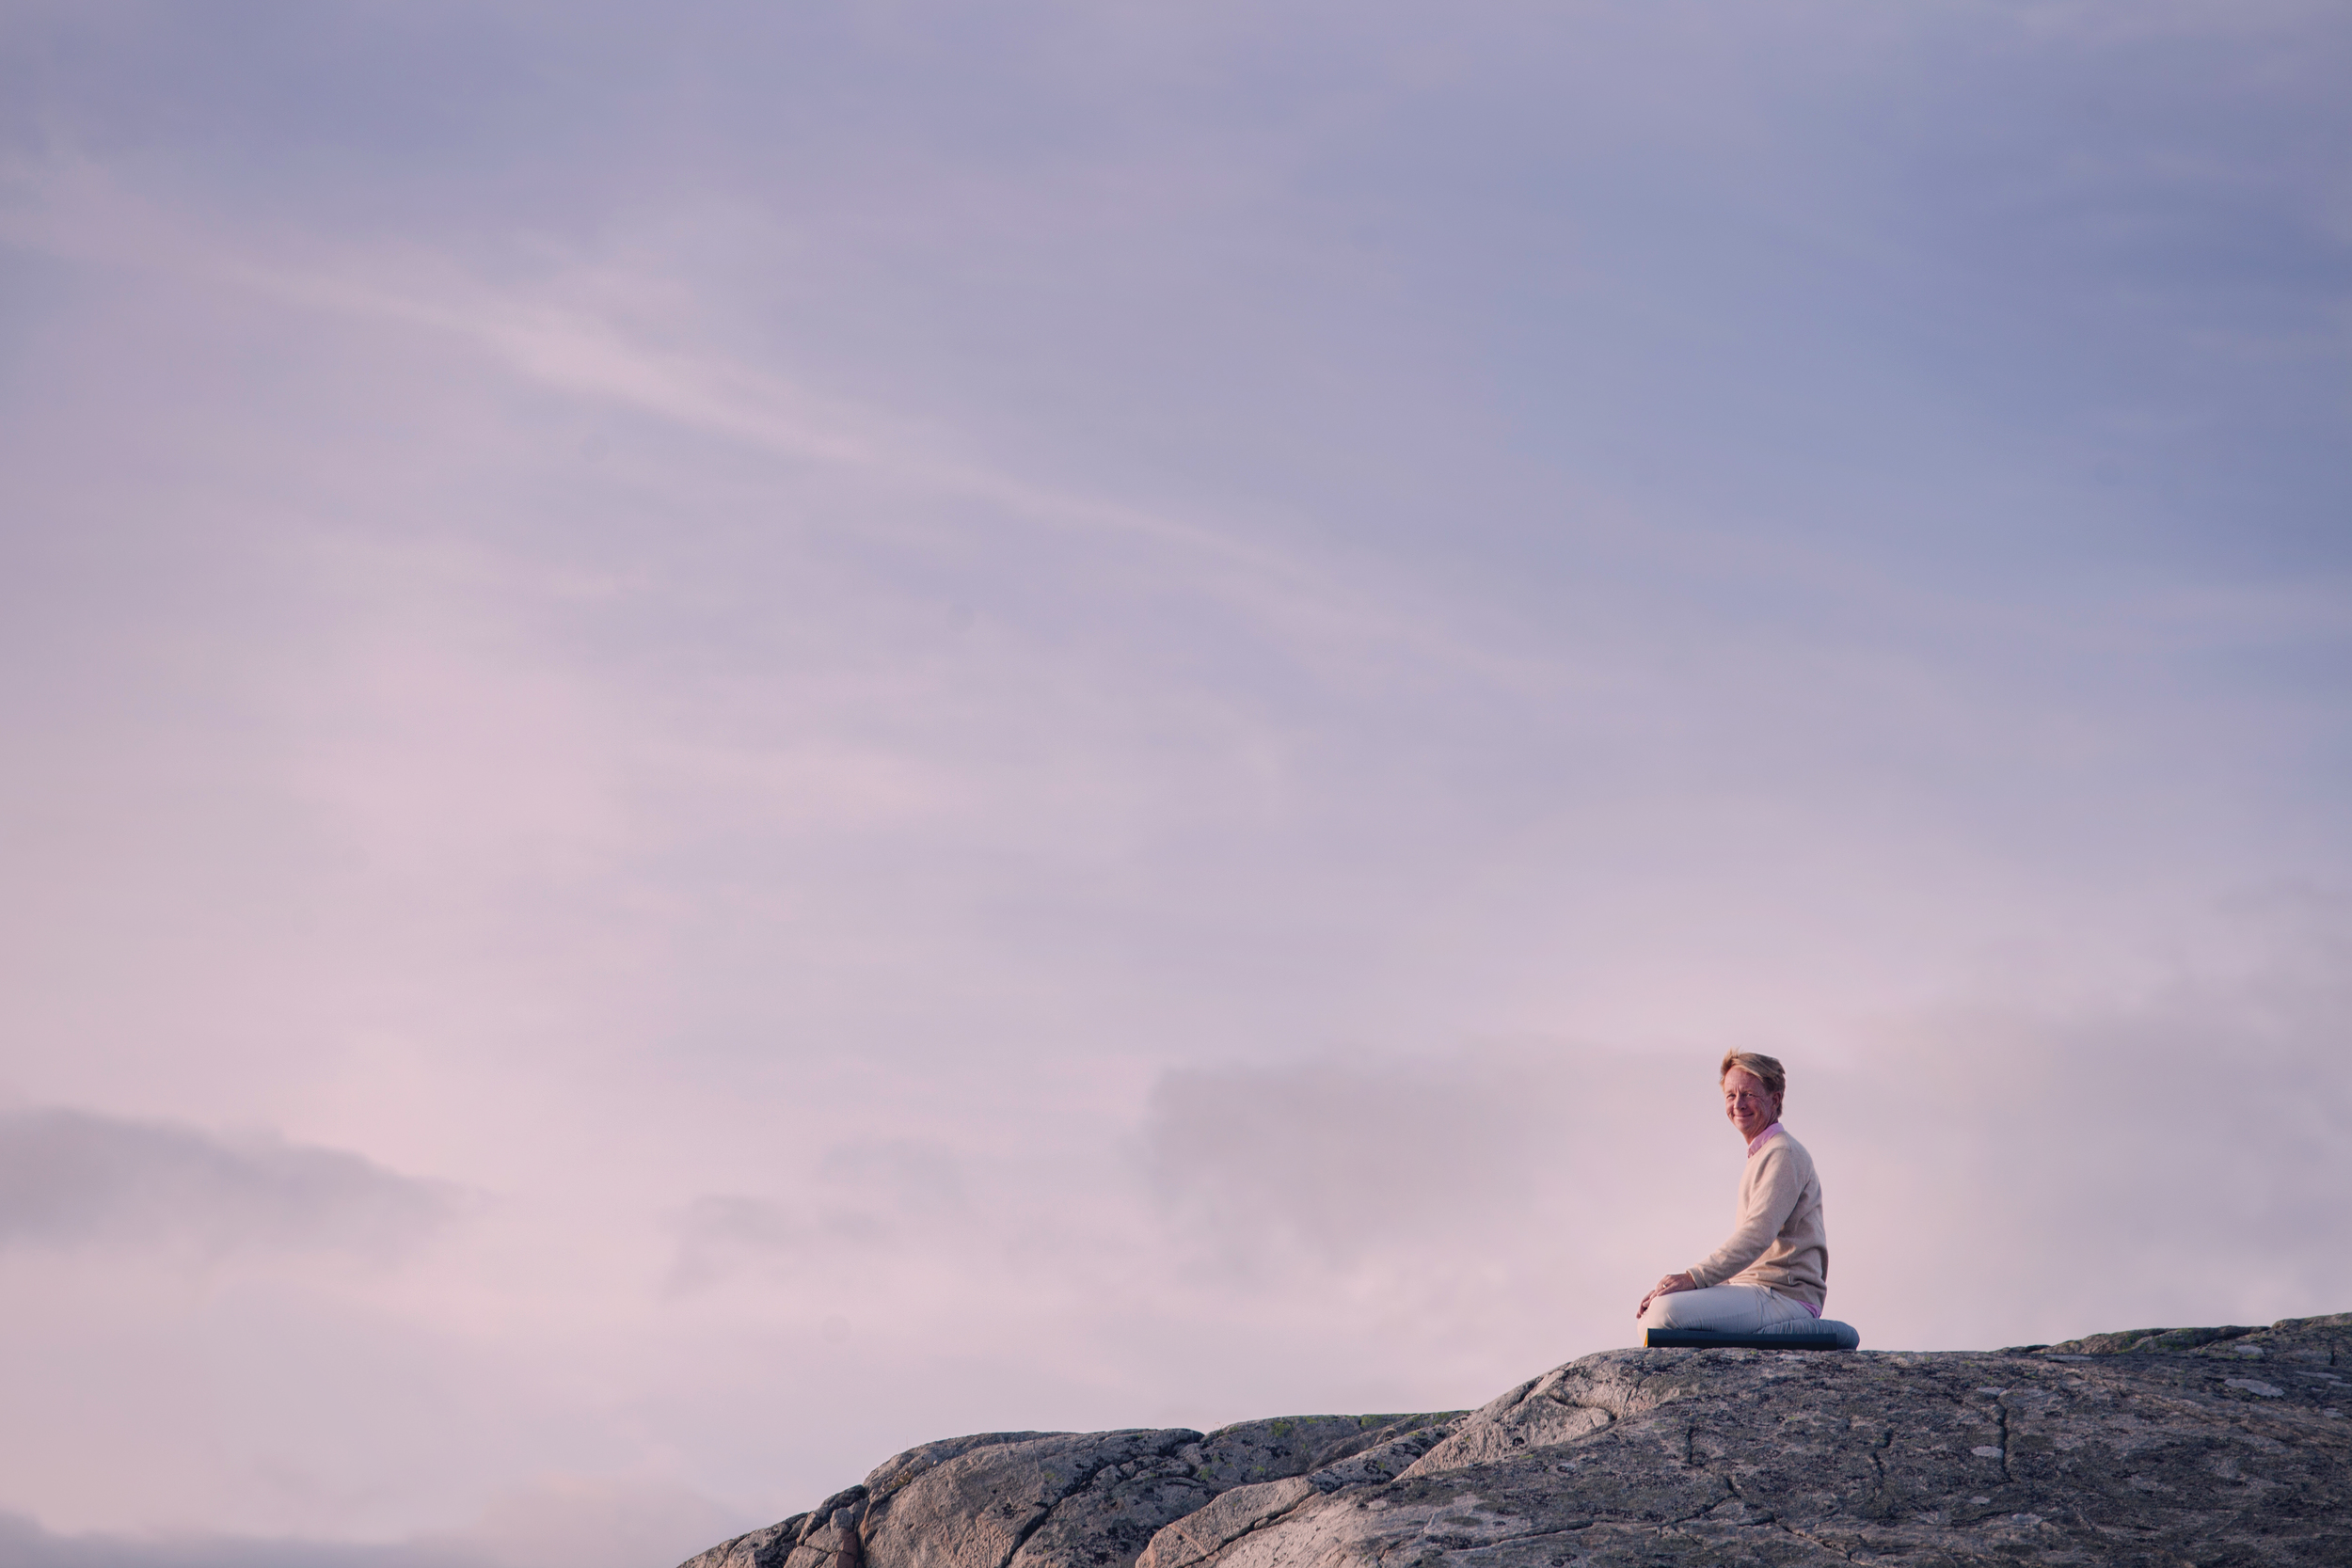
[679, 1313, 2349, 1568]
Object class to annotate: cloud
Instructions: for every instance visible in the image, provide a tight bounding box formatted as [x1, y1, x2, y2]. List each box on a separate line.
[1837, 963, 2352, 1339]
[0, 1513, 483, 1568]
[451, 1475, 752, 1568]
[0, 1472, 751, 1568]
[1142, 1048, 1675, 1268]
[0, 1108, 457, 1259]
[667, 1139, 972, 1291]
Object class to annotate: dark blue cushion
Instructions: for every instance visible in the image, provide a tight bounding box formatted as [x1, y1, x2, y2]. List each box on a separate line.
[1645, 1319, 1860, 1351]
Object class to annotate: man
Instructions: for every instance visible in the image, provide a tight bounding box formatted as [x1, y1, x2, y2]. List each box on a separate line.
[1636, 1051, 1828, 1335]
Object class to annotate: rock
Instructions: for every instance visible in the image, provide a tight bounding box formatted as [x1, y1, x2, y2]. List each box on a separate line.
[1133, 1477, 1314, 1568]
[2011, 1309, 2352, 1368]
[678, 1313, 2352, 1568]
[863, 1430, 1197, 1568]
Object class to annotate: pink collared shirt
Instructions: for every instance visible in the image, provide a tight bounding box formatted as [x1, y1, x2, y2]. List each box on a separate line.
[1740, 1122, 1820, 1315]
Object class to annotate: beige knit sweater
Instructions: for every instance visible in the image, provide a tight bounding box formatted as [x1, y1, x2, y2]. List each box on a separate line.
[1685, 1127, 1828, 1308]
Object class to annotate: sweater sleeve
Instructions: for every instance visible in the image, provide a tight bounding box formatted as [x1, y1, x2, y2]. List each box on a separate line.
[1686, 1144, 1802, 1288]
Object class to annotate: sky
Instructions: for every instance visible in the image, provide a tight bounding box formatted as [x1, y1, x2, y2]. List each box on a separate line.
[1, 1, 2348, 1564]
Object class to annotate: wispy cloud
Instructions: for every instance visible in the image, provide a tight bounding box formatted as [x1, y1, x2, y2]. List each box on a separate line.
[0, 1108, 457, 1259]
[0, 163, 1518, 693]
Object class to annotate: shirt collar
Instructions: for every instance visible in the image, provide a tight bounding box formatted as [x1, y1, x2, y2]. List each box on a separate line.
[1745, 1121, 1785, 1158]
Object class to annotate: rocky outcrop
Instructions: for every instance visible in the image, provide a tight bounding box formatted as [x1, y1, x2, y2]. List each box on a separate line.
[680, 1313, 2350, 1568]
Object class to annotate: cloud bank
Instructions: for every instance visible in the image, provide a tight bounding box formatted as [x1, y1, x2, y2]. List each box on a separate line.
[0, 1108, 455, 1258]
[0, 1468, 745, 1568]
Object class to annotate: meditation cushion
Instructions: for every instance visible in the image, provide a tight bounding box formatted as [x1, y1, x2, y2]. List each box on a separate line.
[1645, 1319, 1861, 1351]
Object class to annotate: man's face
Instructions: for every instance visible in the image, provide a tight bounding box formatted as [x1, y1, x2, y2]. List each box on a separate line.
[1723, 1068, 1780, 1142]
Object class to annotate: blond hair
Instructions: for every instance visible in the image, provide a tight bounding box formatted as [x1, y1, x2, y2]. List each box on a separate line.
[1719, 1050, 1787, 1103]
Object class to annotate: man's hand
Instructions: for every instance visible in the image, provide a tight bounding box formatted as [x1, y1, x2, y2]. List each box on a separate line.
[1635, 1272, 1698, 1321]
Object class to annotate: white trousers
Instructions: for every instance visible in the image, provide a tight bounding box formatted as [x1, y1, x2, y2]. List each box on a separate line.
[1640, 1282, 1815, 1334]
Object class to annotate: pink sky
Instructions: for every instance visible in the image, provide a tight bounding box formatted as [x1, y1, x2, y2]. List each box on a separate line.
[2, 4, 2348, 1566]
